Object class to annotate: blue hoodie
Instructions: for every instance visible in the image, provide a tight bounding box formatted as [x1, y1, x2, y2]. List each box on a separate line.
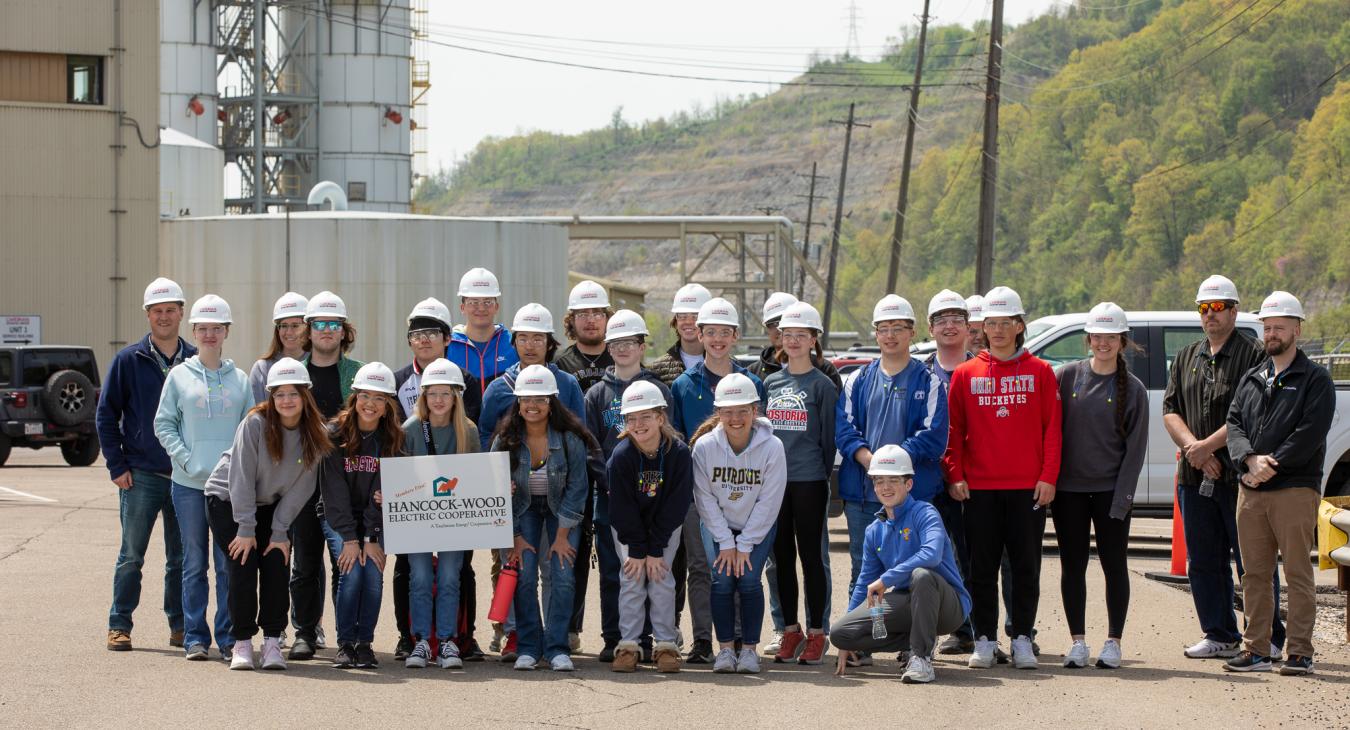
[96, 334, 197, 478]
[835, 358, 948, 504]
[477, 361, 586, 451]
[848, 496, 971, 617]
[447, 324, 518, 394]
[154, 355, 254, 490]
[669, 361, 766, 440]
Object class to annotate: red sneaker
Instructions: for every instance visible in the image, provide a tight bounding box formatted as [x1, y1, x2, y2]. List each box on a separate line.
[798, 633, 827, 665]
[775, 629, 805, 663]
[499, 631, 519, 662]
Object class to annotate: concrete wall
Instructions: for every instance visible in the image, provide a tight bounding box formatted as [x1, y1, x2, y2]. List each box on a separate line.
[159, 213, 569, 367]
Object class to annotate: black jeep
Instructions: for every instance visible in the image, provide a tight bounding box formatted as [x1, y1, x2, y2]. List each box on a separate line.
[0, 346, 101, 466]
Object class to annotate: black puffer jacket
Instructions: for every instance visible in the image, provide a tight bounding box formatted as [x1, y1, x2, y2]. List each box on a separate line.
[1226, 349, 1336, 492]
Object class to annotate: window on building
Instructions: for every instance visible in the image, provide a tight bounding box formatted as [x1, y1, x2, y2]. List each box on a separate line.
[347, 181, 367, 202]
[66, 56, 103, 105]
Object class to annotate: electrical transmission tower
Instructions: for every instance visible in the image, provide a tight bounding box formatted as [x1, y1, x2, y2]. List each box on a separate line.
[845, 1, 863, 58]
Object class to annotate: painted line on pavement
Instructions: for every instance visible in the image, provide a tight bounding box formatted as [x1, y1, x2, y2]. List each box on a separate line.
[0, 486, 58, 503]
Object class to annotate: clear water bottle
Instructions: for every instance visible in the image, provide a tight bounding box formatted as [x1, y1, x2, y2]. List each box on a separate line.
[1199, 476, 1215, 498]
[870, 603, 887, 640]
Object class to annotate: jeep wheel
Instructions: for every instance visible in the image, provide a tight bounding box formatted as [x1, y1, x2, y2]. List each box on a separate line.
[44, 370, 96, 427]
[61, 435, 100, 467]
[0, 435, 10, 466]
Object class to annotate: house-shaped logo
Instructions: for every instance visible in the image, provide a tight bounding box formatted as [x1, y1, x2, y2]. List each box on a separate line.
[433, 476, 459, 496]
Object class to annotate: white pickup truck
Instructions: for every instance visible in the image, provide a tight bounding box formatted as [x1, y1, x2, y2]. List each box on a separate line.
[1023, 311, 1350, 513]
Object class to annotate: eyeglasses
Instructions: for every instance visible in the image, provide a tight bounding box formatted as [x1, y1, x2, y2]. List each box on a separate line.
[930, 315, 966, 327]
[608, 338, 641, 352]
[700, 327, 736, 339]
[1197, 301, 1233, 315]
[983, 320, 1017, 330]
[573, 310, 607, 320]
[310, 320, 343, 332]
[424, 389, 460, 400]
[462, 298, 496, 310]
[780, 331, 815, 343]
[624, 411, 659, 428]
[518, 396, 549, 406]
[407, 329, 442, 343]
[276, 322, 306, 333]
[875, 325, 914, 337]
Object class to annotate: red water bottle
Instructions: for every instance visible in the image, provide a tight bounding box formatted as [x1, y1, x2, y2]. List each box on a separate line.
[488, 559, 519, 624]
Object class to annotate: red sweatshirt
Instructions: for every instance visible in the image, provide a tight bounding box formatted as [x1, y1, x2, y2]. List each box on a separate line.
[942, 348, 1062, 490]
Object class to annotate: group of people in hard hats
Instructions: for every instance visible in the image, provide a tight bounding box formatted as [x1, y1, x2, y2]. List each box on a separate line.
[95, 267, 1333, 681]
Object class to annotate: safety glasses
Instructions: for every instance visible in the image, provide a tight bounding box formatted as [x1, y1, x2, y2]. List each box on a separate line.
[310, 320, 343, 332]
[1197, 301, 1234, 315]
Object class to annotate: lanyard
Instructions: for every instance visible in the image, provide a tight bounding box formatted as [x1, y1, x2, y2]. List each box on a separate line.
[422, 420, 437, 456]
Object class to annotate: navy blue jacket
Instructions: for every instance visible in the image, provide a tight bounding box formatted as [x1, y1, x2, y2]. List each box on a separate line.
[96, 334, 197, 478]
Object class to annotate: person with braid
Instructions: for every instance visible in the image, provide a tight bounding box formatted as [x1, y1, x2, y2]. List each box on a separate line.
[1051, 303, 1147, 669]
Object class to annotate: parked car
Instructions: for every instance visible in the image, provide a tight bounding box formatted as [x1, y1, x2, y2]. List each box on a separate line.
[0, 345, 101, 466]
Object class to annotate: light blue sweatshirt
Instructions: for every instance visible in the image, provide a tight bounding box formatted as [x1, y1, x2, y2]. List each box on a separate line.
[154, 355, 254, 490]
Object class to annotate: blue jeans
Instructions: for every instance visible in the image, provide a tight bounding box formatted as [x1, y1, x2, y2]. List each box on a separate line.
[701, 524, 777, 646]
[408, 551, 465, 642]
[325, 526, 383, 645]
[843, 498, 883, 598]
[170, 483, 232, 651]
[1178, 482, 1285, 648]
[504, 496, 580, 661]
[109, 470, 184, 633]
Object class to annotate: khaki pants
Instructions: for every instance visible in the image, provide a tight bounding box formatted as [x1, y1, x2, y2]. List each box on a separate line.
[1236, 486, 1319, 657]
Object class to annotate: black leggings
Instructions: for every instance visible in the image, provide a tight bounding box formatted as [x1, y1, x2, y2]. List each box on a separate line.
[772, 480, 830, 630]
[964, 489, 1045, 639]
[1052, 490, 1131, 638]
[207, 496, 289, 641]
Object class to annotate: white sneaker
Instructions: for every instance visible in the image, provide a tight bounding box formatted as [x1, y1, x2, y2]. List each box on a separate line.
[260, 637, 286, 670]
[968, 637, 997, 669]
[1011, 635, 1037, 669]
[438, 640, 463, 669]
[514, 655, 538, 671]
[550, 654, 575, 672]
[1063, 639, 1090, 668]
[406, 640, 430, 669]
[713, 647, 738, 673]
[315, 626, 327, 650]
[568, 633, 581, 652]
[230, 640, 255, 670]
[1096, 639, 1121, 669]
[763, 630, 784, 655]
[1269, 643, 1283, 662]
[736, 648, 761, 674]
[901, 654, 935, 684]
[1184, 638, 1240, 659]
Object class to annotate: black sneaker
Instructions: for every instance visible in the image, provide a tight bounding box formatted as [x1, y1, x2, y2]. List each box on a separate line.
[332, 643, 356, 668]
[393, 635, 413, 661]
[460, 637, 486, 662]
[685, 639, 713, 664]
[994, 646, 1010, 664]
[1223, 651, 1272, 673]
[598, 640, 617, 663]
[937, 635, 975, 655]
[1032, 640, 1041, 657]
[354, 642, 378, 668]
[1279, 655, 1314, 676]
[288, 636, 316, 661]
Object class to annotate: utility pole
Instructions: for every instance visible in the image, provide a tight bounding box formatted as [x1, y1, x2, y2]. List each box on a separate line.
[822, 102, 870, 349]
[885, 0, 932, 294]
[795, 163, 828, 299]
[975, 0, 1004, 294]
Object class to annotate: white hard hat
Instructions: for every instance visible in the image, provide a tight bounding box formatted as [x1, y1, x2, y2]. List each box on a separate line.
[761, 292, 798, 324]
[1257, 290, 1305, 320]
[619, 381, 666, 415]
[305, 290, 347, 321]
[966, 295, 987, 323]
[605, 309, 650, 342]
[713, 373, 759, 407]
[697, 297, 740, 328]
[1195, 274, 1240, 304]
[568, 280, 611, 310]
[1085, 302, 1129, 334]
[420, 358, 466, 390]
[351, 362, 396, 394]
[512, 303, 555, 334]
[189, 294, 232, 325]
[927, 289, 968, 320]
[272, 291, 309, 321]
[982, 286, 1026, 317]
[872, 294, 916, 325]
[671, 283, 713, 314]
[513, 364, 559, 397]
[143, 277, 186, 309]
[458, 267, 502, 298]
[408, 297, 453, 329]
[868, 444, 915, 477]
[266, 357, 312, 390]
[779, 301, 824, 333]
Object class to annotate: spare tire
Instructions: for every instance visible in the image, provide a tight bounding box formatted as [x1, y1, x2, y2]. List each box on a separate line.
[45, 370, 96, 427]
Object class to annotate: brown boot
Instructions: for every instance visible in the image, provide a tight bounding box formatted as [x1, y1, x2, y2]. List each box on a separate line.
[169, 629, 185, 648]
[654, 641, 682, 673]
[612, 641, 640, 673]
[107, 630, 132, 652]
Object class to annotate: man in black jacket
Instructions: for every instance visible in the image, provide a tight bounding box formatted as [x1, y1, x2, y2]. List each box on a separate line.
[1223, 291, 1335, 676]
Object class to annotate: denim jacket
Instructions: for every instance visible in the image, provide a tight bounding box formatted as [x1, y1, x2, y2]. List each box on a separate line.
[494, 427, 589, 535]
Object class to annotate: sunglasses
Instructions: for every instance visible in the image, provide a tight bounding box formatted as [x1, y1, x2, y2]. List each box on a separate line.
[1197, 301, 1234, 315]
[310, 320, 344, 332]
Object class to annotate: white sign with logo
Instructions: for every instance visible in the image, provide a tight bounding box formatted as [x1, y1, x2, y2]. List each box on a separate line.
[380, 451, 514, 554]
[2, 315, 40, 345]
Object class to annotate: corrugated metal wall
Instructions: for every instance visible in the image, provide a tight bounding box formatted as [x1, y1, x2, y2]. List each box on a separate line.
[0, 0, 159, 366]
[159, 214, 570, 369]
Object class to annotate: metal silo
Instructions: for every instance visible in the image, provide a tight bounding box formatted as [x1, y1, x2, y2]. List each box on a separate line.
[159, 0, 217, 145]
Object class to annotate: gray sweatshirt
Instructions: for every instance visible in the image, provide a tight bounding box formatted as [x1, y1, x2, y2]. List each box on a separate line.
[763, 367, 837, 482]
[1055, 359, 1149, 519]
[692, 418, 787, 553]
[203, 412, 319, 542]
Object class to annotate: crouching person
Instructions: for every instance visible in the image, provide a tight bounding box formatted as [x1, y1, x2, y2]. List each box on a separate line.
[831, 445, 970, 683]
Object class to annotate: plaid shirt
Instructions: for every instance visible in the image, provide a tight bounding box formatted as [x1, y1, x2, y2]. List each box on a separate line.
[1162, 331, 1265, 487]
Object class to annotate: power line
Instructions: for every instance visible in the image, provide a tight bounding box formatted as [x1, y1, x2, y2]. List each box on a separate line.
[1229, 176, 1322, 245]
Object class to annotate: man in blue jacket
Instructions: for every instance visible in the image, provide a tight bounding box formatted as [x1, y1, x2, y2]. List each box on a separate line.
[98, 277, 197, 653]
[447, 267, 518, 397]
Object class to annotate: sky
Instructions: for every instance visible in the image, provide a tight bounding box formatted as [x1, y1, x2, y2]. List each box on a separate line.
[418, 0, 1061, 176]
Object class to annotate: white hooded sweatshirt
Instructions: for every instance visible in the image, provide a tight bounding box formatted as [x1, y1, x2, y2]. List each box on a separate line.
[692, 417, 787, 553]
